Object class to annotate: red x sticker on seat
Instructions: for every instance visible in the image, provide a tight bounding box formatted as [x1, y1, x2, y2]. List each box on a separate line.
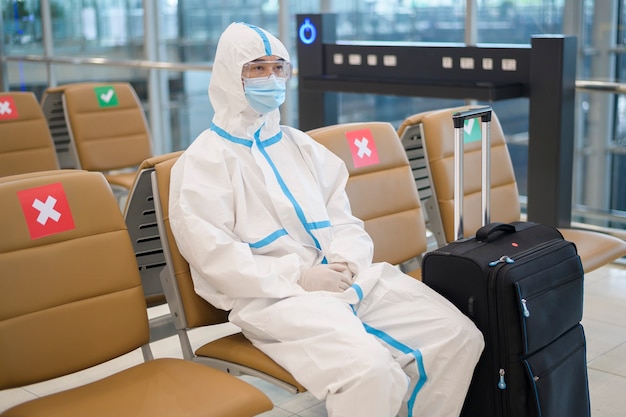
[345, 128, 380, 168]
[17, 182, 75, 239]
[0, 96, 19, 121]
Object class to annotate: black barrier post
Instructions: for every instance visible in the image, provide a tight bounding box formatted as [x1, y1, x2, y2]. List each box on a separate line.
[296, 14, 577, 229]
[527, 35, 577, 228]
[296, 14, 337, 130]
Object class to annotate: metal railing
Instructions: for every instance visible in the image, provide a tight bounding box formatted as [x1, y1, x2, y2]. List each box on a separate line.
[576, 79, 626, 94]
[1, 54, 214, 73]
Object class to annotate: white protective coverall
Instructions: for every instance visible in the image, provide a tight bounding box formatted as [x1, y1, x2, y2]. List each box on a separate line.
[169, 22, 484, 417]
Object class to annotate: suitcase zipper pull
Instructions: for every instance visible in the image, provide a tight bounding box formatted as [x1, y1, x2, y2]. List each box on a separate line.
[488, 255, 515, 267]
[521, 298, 530, 317]
[498, 369, 507, 390]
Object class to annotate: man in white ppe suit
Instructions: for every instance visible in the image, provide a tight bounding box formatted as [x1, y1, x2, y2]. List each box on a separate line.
[169, 22, 484, 417]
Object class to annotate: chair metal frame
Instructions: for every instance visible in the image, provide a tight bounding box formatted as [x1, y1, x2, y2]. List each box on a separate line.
[122, 152, 185, 342]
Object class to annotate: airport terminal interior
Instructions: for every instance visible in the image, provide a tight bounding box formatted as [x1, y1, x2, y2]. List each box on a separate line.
[1, 0, 626, 416]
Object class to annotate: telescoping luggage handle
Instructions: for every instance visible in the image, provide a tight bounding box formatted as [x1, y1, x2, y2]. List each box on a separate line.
[452, 106, 492, 241]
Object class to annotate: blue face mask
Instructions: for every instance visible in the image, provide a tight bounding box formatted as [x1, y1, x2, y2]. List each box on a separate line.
[243, 75, 286, 114]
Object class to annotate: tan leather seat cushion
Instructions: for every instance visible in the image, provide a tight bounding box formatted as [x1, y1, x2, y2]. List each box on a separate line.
[560, 228, 626, 273]
[417, 106, 520, 241]
[0, 170, 149, 388]
[307, 122, 427, 268]
[1, 358, 273, 417]
[196, 333, 306, 392]
[0, 92, 59, 176]
[60, 82, 153, 172]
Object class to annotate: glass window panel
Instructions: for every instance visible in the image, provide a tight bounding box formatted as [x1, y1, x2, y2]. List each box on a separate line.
[173, 69, 213, 150]
[613, 0, 626, 212]
[2, 0, 44, 55]
[3, 0, 623, 229]
[477, 1, 565, 45]
[4, 60, 48, 96]
[330, 1, 465, 43]
[611, 153, 626, 217]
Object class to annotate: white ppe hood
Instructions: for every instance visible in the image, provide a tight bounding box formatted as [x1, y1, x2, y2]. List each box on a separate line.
[209, 22, 290, 139]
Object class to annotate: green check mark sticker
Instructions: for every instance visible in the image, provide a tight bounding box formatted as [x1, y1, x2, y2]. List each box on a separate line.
[94, 86, 119, 107]
[464, 118, 482, 143]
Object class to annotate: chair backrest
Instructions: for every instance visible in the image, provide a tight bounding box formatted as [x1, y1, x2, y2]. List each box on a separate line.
[398, 105, 520, 243]
[0, 169, 149, 390]
[307, 121, 428, 266]
[0, 91, 60, 177]
[41, 82, 153, 172]
[152, 156, 230, 331]
[123, 151, 184, 308]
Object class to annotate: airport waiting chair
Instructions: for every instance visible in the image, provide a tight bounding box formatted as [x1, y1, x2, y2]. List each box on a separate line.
[40, 82, 153, 199]
[123, 151, 184, 342]
[307, 121, 428, 279]
[397, 105, 626, 273]
[152, 156, 307, 394]
[397, 106, 518, 247]
[0, 91, 59, 177]
[0, 169, 273, 417]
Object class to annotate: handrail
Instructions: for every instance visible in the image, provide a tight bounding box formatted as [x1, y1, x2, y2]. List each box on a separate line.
[1, 54, 296, 76]
[575, 80, 626, 94]
[1, 54, 214, 73]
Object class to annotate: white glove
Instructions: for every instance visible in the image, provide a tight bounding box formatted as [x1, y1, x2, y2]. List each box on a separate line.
[298, 263, 354, 292]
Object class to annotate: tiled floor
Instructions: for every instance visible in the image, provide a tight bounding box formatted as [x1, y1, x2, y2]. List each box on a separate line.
[1, 263, 625, 416]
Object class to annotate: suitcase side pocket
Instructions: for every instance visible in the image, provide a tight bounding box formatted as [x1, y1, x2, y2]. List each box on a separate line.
[523, 324, 590, 417]
[514, 248, 583, 355]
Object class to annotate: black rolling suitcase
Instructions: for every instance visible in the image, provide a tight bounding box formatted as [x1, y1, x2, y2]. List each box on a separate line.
[421, 107, 590, 417]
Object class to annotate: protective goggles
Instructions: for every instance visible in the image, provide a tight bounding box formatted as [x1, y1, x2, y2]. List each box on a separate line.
[242, 60, 292, 80]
